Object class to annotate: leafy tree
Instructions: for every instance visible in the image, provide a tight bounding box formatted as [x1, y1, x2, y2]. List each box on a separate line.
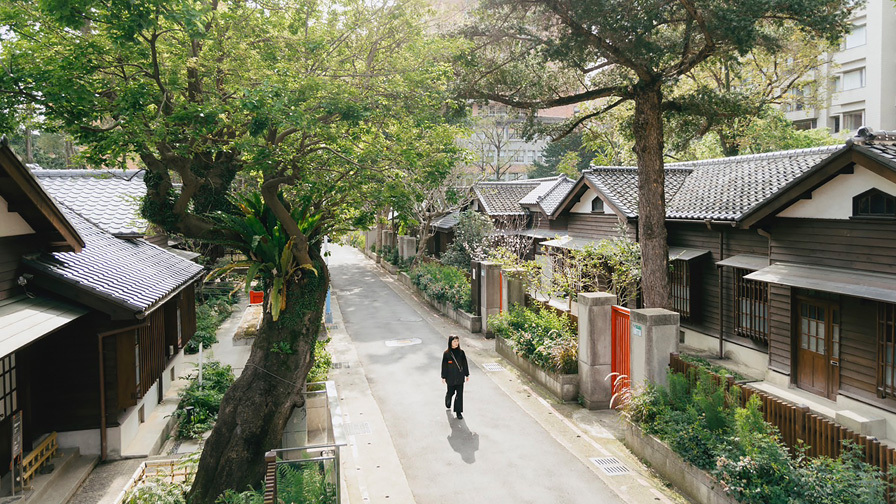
[459, 0, 853, 308]
[529, 131, 595, 178]
[441, 210, 495, 270]
[0, 0, 461, 501]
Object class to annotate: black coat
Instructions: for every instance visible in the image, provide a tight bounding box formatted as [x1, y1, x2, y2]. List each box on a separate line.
[441, 349, 469, 385]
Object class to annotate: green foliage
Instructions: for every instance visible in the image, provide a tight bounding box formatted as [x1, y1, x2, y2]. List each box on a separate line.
[440, 211, 495, 270]
[488, 304, 577, 374]
[627, 371, 890, 504]
[410, 262, 472, 312]
[529, 131, 596, 178]
[125, 480, 188, 504]
[343, 231, 366, 250]
[218, 462, 336, 504]
[185, 293, 235, 355]
[307, 339, 333, 384]
[680, 354, 748, 382]
[549, 229, 641, 307]
[172, 361, 236, 439]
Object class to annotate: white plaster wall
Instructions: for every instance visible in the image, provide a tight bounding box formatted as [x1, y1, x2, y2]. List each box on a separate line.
[57, 428, 102, 456]
[681, 327, 769, 374]
[0, 196, 35, 237]
[837, 394, 896, 441]
[570, 189, 613, 214]
[778, 165, 896, 219]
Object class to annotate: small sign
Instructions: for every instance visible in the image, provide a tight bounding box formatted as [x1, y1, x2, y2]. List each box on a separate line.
[12, 411, 22, 458]
[632, 324, 643, 337]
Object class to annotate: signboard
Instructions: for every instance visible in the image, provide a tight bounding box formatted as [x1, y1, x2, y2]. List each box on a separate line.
[632, 324, 643, 337]
[12, 410, 22, 458]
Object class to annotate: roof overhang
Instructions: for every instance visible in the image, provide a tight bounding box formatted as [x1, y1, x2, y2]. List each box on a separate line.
[716, 254, 769, 271]
[668, 247, 711, 261]
[745, 263, 896, 304]
[549, 175, 628, 221]
[0, 295, 88, 358]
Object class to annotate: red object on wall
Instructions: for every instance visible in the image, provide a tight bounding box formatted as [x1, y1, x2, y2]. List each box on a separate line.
[611, 305, 631, 408]
[249, 291, 264, 305]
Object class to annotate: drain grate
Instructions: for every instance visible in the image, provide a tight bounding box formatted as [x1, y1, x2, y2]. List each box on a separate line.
[590, 457, 630, 476]
[385, 337, 422, 347]
[343, 422, 372, 436]
[331, 362, 351, 369]
[482, 363, 506, 372]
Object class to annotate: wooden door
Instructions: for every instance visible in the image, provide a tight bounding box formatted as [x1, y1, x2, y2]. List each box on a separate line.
[796, 299, 841, 399]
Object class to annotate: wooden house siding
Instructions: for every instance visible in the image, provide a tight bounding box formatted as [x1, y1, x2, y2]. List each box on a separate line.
[769, 219, 896, 275]
[768, 284, 792, 373]
[839, 297, 877, 398]
[533, 213, 550, 230]
[567, 213, 633, 240]
[0, 235, 40, 301]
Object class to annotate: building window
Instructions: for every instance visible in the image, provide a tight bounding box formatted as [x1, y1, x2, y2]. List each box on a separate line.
[830, 115, 841, 133]
[793, 119, 817, 131]
[734, 268, 769, 344]
[853, 188, 896, 217]
[879, 303, 896, 397]
[670, 260, 691, 319]
[0, 354, 17, 421]
[591, 197, 604, 213]
[842, 111, 865, 133]
[839, 68, 865, 91]
[844, 24, 866, 49]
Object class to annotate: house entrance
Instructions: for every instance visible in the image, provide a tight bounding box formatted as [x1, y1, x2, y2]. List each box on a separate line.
[796, 298, 840, 399]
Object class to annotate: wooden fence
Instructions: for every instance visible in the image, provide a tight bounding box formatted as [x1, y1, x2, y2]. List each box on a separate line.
[670, 353, 896, 472]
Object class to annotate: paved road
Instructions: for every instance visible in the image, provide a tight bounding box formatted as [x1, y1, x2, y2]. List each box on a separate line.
[329, 245, 624, 504]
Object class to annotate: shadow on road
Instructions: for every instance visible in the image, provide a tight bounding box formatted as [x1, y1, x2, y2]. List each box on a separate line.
[446, 410, 479, 464]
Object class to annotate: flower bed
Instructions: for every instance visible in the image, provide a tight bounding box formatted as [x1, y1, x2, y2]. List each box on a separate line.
[627, 368, 890, 504]
[409, 262, 472, 313]
[495, 335, 578, 402]
[488, 304, 577, 375]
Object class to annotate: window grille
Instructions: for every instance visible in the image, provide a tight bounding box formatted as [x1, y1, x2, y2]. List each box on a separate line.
[734, 268, 769, 343]
[670, 260, 690, 319]
[0, 354, 17, 421]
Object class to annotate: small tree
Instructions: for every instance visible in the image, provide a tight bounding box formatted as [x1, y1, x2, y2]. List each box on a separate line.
[441, 210, 495, 270]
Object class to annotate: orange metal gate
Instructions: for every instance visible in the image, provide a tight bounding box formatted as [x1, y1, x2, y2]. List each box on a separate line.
[611, 306, 631, 407]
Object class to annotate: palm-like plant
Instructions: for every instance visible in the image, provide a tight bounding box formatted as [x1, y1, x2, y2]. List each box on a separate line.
[207, 191, 319, 321]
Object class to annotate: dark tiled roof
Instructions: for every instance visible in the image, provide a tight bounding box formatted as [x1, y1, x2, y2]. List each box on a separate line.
[535, 176, 576, 215]
[519, 176, 563, 206]
[667, 146, 842, 220]
[474, 178, 553, 215]
[585, 145, 843, 221]
[854, 143, 896, 167]
[33, 169, 148, 236]
[584, 168, 691, 218]
[23, 206, 203, 316]
[431, 211, 460, 230]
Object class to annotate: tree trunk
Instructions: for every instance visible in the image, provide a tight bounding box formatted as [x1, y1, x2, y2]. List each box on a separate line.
[187, 259, 329, 504]
[24, 128, 33, 164]
[631, 82, 671, 309]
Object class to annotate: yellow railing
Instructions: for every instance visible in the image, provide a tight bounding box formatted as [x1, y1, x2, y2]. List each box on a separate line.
[22, 432, 57, 489]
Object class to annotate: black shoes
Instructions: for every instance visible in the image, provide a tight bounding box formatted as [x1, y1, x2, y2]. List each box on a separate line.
[456, 412, 463, 420]
[445, 397, 451, 409]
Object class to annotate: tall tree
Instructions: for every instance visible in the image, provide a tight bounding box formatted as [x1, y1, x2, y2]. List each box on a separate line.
[459, 0, 852, 308]
[529, 130, 595, 178]
[0, 0, 461, 501]
[464, 112, 525, 180]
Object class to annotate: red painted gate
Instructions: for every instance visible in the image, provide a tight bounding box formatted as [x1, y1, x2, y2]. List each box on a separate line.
[611, 306, 631, 407]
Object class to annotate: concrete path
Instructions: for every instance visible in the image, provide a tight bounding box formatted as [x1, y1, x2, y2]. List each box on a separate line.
[328, 245, 684, 504]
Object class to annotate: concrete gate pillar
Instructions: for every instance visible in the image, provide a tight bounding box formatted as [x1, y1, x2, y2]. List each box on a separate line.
[577, 292, 616, 409]
[399, 236, 416, 260]
[501, 268, 526, 311]
[630, 309, 680, 389]
[381, 230, 395, 250]
[479, 261, 502, 338]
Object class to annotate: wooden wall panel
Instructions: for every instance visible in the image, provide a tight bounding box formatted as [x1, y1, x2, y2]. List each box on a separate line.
[567, 213, 633, 240]
[0, 235, 41, 301]
[770, 219, 896, 275]
[839, 297, 878, 397]
[767, 284, 792, 373]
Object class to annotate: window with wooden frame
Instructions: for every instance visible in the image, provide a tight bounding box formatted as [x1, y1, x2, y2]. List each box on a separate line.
[878, 302, 896, 398]
[853, 189, 896, 218]
[0, 354, 18, 421]
[670, 260, 691, 319]
[734, 268, 769, 344]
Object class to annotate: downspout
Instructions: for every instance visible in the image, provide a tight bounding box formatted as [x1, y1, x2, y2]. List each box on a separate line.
[97, 322, 148, 461]
[715, 223, 725, 359]
[756, 227, 773, 369]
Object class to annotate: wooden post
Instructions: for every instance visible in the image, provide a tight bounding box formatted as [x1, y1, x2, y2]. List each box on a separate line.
[263, 451, 277, 504]
[796, 404, 810, 447]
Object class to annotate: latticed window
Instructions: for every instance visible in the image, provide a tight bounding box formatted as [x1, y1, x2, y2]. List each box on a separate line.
[734, 268, 769, 344]
[0, 354, 17, 421]
[878, 303, 896, 398]
[854, 189, 896, 217]
[670, 260, 691, 319]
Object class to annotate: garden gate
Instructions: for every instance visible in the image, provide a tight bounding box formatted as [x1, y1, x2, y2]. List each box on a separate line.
[611, 305, 631, 406]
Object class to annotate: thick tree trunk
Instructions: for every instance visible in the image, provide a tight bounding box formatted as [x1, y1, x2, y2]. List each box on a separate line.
[632, 82, 671, 309]
[187, 259, 329, 504]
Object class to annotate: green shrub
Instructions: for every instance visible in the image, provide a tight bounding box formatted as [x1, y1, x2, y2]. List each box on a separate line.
[125, 480, 187, 504]
[185, 292, 234, 354]
[489, 304, 577, 374]
[172, 360, 235, 439]
[409, 262, 472, 312]
[307, 339, 333, 384]
[217, 462, 336, 504]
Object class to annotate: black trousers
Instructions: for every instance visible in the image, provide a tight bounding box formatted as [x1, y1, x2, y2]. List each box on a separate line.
[445, 383, 464, 413]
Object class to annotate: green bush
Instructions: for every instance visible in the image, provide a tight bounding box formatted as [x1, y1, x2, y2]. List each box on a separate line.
[488, 304, 577, 374]
[409, 262, 472, 312]
[172, 360, 235, 439]
[185, 293, 235, 354]
[307, 338, 333, 384]
[627, 370, 890, 504]
[218, 462, 336, 504]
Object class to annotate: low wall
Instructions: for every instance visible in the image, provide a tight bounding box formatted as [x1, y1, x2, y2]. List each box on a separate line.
[495, 336, 578, 402]
[381, 261, 399, 275]
[624, 420, 738, 504]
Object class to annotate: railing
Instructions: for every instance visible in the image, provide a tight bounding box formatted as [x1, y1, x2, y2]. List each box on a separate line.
[114, 458, 197, 504]
[22, 431, 57, 489]
[670, 353, 896, 471]
[264, 380, 346, 504]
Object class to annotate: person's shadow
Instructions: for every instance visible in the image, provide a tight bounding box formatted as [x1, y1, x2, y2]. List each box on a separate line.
[446, 410, 479, 463]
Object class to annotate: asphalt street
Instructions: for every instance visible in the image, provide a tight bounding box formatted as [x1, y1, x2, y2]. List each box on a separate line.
[329, 245, 626, 504]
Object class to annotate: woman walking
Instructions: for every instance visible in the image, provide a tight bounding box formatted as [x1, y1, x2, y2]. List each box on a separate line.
[441, 335, 469, 419]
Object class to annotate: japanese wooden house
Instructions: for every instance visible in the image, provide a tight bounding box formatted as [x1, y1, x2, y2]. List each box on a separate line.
[0, 139, 203, 474]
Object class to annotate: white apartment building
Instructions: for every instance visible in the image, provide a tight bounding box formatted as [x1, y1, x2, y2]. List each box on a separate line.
[786, 0, 896, 134]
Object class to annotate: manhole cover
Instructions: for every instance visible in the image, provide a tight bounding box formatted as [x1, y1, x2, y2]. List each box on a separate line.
[384, 338, 422, 347]
[590, 457, 630, 475]
[331, 362, 351, 369]
[344, 422, 372, 436]
[482, 363, 505, 372]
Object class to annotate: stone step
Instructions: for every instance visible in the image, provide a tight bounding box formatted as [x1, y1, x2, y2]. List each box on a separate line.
[20, 448, 98, 504]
